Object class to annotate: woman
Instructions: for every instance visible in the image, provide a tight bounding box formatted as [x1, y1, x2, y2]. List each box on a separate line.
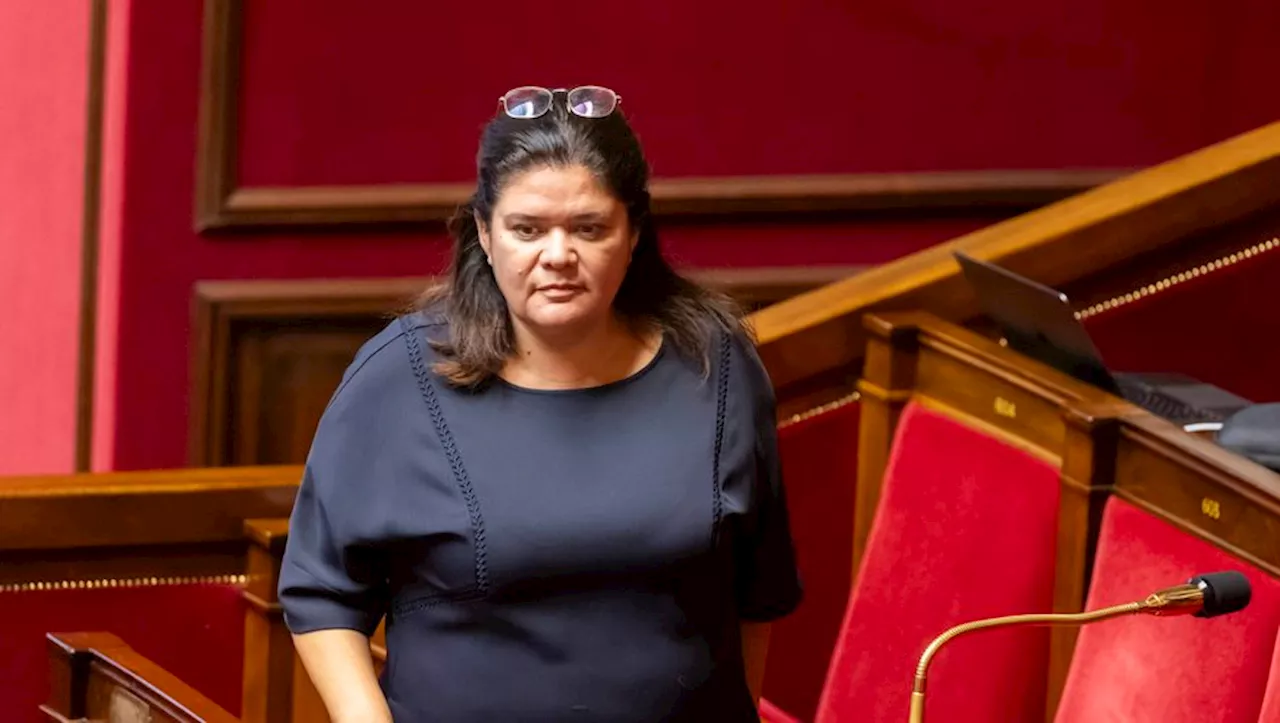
[279, 85, 802, 722]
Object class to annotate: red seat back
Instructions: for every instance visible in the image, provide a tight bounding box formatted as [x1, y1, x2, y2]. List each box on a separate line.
[1259, 632, 1280, 723]
[0, 583, 246, 722]
[1054, 498, 1280, 723]
[815, 401, 1062, 723]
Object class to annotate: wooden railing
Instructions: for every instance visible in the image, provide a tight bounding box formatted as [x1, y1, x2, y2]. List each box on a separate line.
[0, 466, 299, 587]
[751, 120, 1280, 411]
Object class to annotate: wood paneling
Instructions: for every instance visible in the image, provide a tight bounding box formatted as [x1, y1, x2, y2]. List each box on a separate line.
[187, 267, 860, 467]
[1112, 412, 1280, 575]
[750, 120, 1280, 398]
[193, 0, 1122, 231]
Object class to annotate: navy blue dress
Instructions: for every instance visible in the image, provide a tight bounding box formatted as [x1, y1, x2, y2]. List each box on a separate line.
[278, 312, 802, 722]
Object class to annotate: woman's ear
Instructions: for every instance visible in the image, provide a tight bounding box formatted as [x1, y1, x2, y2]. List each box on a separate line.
[475, 211, 492, 263]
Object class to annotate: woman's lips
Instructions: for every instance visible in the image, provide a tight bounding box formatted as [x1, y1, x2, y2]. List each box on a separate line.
[536, 284, 583, 300]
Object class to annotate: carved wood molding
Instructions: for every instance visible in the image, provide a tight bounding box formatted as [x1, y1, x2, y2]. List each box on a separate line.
[75, 0, 109, 471]
[194, 0, 1125, 231]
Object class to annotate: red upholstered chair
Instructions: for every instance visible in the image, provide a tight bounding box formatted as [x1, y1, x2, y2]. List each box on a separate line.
[1053, 497, 1280, 723]
[761, 400, 861, 720]
[763, 400, 1063, 722]
[0, 582, 247, 722]
[1259, 632, 1280, 723]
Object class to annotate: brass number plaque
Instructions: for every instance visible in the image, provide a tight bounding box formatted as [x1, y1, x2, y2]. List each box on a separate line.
[994, 397, 1017, 418]
[1201, 498, 1222, 521]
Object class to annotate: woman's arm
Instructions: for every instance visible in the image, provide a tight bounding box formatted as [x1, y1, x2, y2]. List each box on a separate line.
[293, 629, 391, 723]
[742, 622, 772, 704]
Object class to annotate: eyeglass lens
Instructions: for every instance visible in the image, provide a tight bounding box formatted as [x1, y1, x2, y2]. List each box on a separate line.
[501, 87, 553, 119]
[500, 86, 618, 119]
[565, 86, 617, 118]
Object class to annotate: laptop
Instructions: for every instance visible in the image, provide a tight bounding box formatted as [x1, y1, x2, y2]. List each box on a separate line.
[953, 251, 1251, 428]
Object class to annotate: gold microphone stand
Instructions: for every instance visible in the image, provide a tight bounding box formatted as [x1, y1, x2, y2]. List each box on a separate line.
[907, 584, 1204, 723]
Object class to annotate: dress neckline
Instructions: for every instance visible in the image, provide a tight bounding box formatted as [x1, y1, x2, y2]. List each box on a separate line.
[493, 337, 668, 396]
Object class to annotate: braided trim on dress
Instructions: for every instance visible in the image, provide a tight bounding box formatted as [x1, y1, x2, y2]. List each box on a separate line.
[398, 316, 490, 596]
[710, 333, 731, 540]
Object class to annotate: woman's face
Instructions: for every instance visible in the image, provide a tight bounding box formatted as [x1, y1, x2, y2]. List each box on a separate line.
[478, 164, 637, 338]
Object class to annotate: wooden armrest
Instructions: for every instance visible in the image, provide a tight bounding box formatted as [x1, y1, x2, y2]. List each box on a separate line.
[41, 631, 237, 723]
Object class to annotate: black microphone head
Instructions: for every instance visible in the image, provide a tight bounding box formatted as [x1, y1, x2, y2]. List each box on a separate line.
[1190, 571, 1252, 618]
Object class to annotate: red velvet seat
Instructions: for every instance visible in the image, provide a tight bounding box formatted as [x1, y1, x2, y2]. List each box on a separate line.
[0, 583, 246, 722]
[1053, 497, 1280, 723]
[763, 401, 1063, 722]
[1259, 632, 1280, 723]
[761, 401, 861, 720]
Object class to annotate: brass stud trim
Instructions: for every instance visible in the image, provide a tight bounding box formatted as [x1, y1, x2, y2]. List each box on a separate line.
[1075, 237, 1279, 321]
[0, 574, 247, 594]
[778, 391, 861, 429]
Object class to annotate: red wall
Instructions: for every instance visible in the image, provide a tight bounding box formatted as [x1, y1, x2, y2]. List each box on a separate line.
[96, 0, 1280, 471]
[0, 2, 90, 475]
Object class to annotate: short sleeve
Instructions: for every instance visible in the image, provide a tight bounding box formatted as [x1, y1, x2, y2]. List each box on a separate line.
[734, 337, 804, 622]
[279, 468, 389, 636]
[277, 333, 402, 637]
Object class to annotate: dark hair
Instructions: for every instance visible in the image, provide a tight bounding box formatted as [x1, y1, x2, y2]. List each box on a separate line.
[419, 94, 746, 387]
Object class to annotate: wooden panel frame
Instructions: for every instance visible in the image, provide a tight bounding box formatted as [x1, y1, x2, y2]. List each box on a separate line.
[751, 120, 1280, 401]
[854, 311, 1127, 721]
[187, 267, 861, 467]
[193, 0, 1121, 231]
[74, 0, 109, 471]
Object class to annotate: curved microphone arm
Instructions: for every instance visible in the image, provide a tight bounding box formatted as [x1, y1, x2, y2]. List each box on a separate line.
[907, 583, 1206, 723]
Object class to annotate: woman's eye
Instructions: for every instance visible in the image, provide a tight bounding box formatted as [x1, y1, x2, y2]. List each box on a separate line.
[512, 225, 539, 240]
[576, 224, 603, 239]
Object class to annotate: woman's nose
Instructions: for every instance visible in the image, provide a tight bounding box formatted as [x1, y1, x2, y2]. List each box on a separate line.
[541, 229, 574, 266]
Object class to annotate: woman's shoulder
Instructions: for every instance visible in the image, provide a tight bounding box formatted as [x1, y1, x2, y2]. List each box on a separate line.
[715, 322, 777, 413]
[327, 311, 450, 409]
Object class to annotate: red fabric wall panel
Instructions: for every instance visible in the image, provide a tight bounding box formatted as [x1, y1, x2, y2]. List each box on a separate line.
[238, 0, 1279, 184]
[1083, 239, 1280, 405]
[100, 0, 1280, 473]
[0, 3, 90, 474]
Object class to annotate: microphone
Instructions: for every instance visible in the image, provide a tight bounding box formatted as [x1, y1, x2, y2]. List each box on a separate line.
[907, 571, 1251, 723]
